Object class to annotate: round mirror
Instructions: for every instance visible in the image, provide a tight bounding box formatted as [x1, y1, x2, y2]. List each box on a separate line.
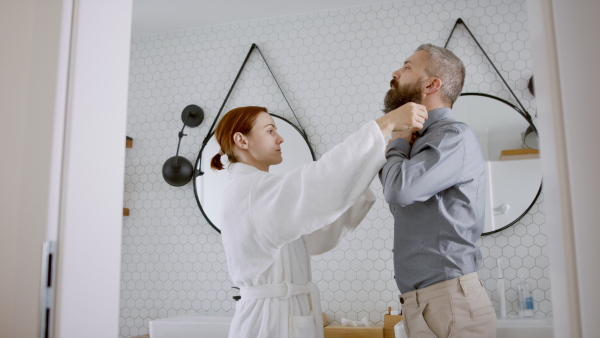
[193, 114, 315, 233]
[452, 93, 542, 235]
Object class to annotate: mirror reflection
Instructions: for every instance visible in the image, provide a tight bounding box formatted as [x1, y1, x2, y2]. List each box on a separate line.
[452, 93, 542, 235]
[194, 114, 315, 232]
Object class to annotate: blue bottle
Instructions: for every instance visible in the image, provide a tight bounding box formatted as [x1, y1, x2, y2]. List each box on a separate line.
[517, 273, 534, 318]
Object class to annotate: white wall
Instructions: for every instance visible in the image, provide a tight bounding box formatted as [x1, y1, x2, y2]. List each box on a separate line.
[550, 1, 600, 336]
[0, 0, 67, 336]
[0, 1, 132, 338]
[0, 1, 36, 336]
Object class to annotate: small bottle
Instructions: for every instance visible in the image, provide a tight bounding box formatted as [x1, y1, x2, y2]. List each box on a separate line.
[496, 258, 506, 318]
[517, 273, 534, 317]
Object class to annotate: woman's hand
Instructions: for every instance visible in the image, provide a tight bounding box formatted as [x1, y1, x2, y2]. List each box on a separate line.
[376, 102, 427, 138]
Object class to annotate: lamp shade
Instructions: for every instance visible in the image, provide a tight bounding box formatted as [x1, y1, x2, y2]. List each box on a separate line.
[523, 125, 539, 150]
[182, 104, 204, 127]
[162, 155, 194, 186]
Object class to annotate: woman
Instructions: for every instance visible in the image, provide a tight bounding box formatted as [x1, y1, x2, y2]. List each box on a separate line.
[211, 104, 426, 338]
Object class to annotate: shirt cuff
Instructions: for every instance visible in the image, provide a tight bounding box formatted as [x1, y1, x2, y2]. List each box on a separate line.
[386, 137, 411, 156]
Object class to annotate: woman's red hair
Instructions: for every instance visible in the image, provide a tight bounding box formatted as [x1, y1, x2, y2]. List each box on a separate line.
[210, 106, 267, 170]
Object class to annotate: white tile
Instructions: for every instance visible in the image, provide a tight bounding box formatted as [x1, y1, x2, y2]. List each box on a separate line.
[521, 234, 534, 247]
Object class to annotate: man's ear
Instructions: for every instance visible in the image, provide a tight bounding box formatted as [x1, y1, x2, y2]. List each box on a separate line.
[424, 77, 442, 95]
[233, 132, 248, 149]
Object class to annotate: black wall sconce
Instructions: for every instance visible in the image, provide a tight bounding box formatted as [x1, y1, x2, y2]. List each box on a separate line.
[162, 104, 204, 186]
[528, 76, 535, 96]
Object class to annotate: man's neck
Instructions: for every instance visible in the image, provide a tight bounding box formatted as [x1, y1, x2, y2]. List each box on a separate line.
[422, 97, 449, 112]
[425, 103, 447, 112]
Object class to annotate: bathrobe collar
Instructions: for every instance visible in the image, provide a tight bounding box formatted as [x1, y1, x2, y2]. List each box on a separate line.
[229, 162, 262, 179]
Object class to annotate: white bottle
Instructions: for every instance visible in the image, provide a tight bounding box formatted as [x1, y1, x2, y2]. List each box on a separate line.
[517, 273, 534, 318]
[496, 258, 506, 318]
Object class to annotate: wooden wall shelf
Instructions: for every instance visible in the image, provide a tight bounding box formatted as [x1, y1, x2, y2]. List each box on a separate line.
[500, 148, 539, 161]
[124, 136, 133, 216]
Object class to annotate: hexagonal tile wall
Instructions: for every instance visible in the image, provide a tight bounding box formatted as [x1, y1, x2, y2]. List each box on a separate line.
[122, 0, 550, 337]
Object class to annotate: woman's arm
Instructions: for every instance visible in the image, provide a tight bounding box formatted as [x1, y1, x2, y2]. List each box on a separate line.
[249, 121, 386, 250]
[306, 188, 376, 255]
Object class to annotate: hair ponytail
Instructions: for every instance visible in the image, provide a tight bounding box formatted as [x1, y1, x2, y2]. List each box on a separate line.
[210, 153, 224, 170]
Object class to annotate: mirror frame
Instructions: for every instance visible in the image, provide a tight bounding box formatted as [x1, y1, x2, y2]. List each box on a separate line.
[457, 93, 542, 236]
[193, 113, 316, 233]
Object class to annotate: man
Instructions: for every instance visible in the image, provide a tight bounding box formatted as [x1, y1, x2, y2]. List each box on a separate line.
[380, 43, 496, 337]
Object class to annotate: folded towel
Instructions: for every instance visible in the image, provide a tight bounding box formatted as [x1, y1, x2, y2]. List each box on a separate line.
[341, 317, 371, 327]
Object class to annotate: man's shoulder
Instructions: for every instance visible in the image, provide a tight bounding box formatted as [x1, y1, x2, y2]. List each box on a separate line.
[425, 119, 468, 138]
[435, 119, 479, 139]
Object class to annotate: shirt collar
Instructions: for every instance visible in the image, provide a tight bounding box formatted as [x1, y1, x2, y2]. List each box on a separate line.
[417, 107, 453, 136]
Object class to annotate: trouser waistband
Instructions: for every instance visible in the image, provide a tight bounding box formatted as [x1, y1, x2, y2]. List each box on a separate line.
[399, 272, 482, 306]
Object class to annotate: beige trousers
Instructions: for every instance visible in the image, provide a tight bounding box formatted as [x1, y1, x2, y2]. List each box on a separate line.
[400, 272, 497, 338]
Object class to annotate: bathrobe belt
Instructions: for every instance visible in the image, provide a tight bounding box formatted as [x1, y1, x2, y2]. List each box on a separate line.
[240, 281, 324, 334]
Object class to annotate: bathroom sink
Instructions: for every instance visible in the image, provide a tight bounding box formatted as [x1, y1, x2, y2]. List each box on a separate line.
[149, 314, 232, 338]
[394, 317, 553, 338]
[496, 317, 553, 338]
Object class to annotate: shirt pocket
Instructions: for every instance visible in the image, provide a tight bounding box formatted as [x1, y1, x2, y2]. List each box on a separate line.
[289, 312, 317, 338]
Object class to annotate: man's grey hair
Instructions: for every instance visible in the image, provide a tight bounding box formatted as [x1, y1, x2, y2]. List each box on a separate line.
[416, 43, 465, 106]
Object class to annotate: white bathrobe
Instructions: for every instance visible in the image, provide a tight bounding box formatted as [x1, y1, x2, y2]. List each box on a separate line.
[220, 121, 386, 338]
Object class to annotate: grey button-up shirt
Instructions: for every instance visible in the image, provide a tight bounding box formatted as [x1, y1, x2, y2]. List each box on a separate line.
[379, 107, 486, 293]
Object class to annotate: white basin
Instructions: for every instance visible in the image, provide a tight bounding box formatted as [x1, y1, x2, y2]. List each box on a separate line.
[497, 317, 553, 338]
[149, 314, 233, 338]
[395, 317, 553, 338]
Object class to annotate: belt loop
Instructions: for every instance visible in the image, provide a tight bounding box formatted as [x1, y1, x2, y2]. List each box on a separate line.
[458, 276, 473, 297]
[459, 277, 469, 297]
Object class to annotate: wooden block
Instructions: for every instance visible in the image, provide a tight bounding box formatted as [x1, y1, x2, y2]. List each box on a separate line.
[324, 324, 383, 338]
[123, 208, 130, 216]
[383, 315, 403, 338]
[323, 313, 327, 327]
[126, 136, 133, 148]
[500, 148, 539, 161]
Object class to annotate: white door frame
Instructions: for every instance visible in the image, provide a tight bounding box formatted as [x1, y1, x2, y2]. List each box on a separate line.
[528, 0, 600, 337]
[53, 0, 133, 337]
[527, 1, 580, 336]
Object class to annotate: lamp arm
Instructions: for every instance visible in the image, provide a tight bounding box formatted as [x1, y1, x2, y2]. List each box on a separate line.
[172, 114, 192, 167]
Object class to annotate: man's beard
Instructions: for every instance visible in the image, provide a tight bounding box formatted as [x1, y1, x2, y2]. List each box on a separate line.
[383, 78, 424, 113]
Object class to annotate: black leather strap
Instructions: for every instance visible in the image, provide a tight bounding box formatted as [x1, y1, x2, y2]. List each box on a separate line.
[444, 18, 533, 121]
[202, 43, 307, 147]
